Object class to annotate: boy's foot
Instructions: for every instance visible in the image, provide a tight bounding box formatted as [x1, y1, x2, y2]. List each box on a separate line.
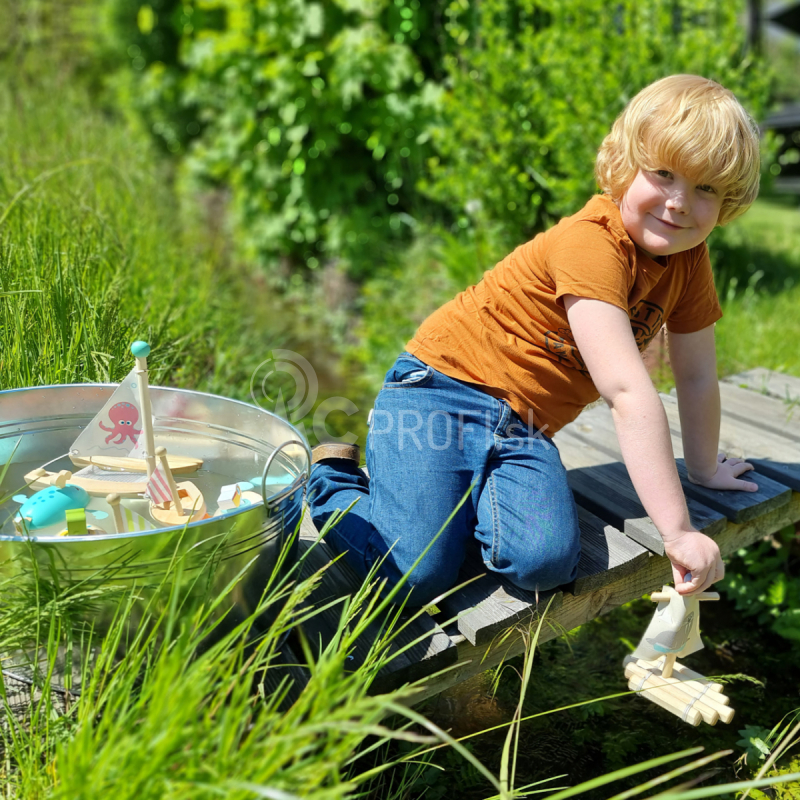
[311, 443, 361, 464]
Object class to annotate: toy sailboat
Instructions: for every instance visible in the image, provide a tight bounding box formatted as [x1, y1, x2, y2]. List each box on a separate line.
[624, 586, 734, 727]
[22, 342, 207, 530]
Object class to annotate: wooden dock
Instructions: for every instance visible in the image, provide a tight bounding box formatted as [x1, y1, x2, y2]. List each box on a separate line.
[280, 369, 800, 705]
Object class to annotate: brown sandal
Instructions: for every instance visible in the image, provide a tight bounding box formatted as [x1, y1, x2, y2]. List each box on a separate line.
[311, 443, 361, 464]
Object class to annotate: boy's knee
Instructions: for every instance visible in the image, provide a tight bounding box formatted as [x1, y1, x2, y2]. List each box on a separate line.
[512, 554, 579, 593]
[501, 536, 581, 593]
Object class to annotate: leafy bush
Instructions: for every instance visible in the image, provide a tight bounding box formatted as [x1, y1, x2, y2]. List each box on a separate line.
[107, 0, 449, 279]
[720, 525, 800, 645]
[105, 0, 770, 283]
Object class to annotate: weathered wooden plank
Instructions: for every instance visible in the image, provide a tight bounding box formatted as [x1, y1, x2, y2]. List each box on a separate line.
[714, 383, 800, 443]
[297, 509, 458, 690]
[437, 545, 563, 647]
[438, 506, 649, 644]
[569, 505, 651, 596]
[563, 398, 791, 526]
[722, 368, 800, 404]
[407, 492, 800, 705]
[657, 395, 793, 521]
[555, 426, 726, 553]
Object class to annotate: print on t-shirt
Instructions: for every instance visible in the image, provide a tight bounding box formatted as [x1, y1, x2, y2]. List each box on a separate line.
[544, 328, 588, 376]
[545, 299, 665, 376]
[630, 300, 664, 351]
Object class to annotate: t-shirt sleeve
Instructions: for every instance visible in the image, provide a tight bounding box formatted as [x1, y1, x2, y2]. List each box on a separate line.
[665, 243, 723, 334]
[549, 220, 633, 313]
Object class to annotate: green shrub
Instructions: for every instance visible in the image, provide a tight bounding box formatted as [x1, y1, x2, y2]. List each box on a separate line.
[721, 526, 800, 645]
[107, 0, 449, 279]
[105, 0, 770, 284]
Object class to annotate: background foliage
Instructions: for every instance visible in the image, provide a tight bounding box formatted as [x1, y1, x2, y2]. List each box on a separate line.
[106, 0, 770, 282]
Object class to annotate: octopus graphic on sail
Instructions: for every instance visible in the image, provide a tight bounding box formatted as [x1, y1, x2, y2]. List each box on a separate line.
[69, 368, 148, 459]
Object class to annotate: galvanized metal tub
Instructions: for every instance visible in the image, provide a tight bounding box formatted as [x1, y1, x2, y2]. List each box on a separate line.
[0, 383, 310, 649]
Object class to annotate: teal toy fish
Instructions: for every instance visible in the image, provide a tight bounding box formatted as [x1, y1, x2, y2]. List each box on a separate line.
[16, 484, 91, 530]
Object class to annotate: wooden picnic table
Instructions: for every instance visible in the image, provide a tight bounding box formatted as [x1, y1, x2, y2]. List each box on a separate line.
[277, 369, 800, 705]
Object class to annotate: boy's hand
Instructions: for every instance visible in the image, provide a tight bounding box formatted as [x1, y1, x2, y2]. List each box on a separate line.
[688, 452, 758, 492]
[663, 530, 724, 594]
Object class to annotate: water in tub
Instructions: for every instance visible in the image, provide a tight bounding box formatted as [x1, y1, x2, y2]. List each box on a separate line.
[0, 454, 296, 538]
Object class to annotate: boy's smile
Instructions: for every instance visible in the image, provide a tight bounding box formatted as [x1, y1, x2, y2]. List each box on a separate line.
[619, 169, 723, 259]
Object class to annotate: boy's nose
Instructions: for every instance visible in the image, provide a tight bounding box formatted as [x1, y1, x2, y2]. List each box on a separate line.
[665, 192, 690, 213]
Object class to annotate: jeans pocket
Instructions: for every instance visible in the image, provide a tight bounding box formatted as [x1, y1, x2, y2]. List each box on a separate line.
[382, 357, 434, 388]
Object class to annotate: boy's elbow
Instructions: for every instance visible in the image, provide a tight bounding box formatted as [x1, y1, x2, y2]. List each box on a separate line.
[592, 363, 655, 409]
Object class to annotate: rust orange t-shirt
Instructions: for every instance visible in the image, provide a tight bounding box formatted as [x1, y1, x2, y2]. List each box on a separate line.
[405, 193, 722, 435]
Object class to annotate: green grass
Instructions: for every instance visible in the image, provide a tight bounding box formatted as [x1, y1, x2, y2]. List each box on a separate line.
[0, 67, 215, 388]
[712, 197, 800, 378]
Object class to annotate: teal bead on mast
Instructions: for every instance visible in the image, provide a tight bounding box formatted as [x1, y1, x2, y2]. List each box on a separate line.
[131, 341, 151, 358]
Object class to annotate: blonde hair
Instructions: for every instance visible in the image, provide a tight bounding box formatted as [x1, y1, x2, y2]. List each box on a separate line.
[595, 75, 760, 225]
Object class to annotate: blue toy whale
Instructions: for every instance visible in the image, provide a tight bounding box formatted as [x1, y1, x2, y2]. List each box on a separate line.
[16, 485, 91, 530]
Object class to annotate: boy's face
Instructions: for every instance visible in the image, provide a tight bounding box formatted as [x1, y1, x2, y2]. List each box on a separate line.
[619, 169, 723, 259]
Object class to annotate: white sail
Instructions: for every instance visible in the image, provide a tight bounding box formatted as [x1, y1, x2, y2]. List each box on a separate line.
[631, 587, 703, 662]
[69, 368, 150, 459]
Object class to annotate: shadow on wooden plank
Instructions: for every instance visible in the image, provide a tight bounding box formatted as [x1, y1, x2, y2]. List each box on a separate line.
[567, 505, 650, 596]
[437, 543, 563, 647]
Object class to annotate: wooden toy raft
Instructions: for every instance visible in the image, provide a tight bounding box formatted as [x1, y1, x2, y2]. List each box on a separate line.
[625, 586, 734, 727]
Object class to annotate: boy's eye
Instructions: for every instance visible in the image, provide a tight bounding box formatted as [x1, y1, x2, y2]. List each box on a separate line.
[655, 169, 672, 179]
[698, 184, 716, 194]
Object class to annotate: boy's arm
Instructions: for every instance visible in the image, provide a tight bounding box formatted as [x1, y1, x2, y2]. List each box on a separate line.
[564, 295, 723, 593]
[668, 325, 758, 491]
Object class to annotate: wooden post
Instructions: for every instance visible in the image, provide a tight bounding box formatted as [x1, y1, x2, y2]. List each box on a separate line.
[53, 470, 72, 488]
[661, 653, 677, 679]
[156, 446, 184, 516]
[107, 493, 125, 534]
[131, 341, 157, 479]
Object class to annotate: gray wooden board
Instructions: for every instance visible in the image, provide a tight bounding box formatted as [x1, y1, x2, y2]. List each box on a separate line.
[563, 397, 790, 526]
[297, 509, 457, 690]
[657, 394, 793, 521]
[569, 505, 651, 596]
[723, 368, 800, 405]
[712, 383, 800, 443]
[437, 546, 563, 647]
[554, 426, 726, 554]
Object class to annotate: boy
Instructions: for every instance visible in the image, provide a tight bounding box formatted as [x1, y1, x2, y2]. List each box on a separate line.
[308, 75, 761, 607]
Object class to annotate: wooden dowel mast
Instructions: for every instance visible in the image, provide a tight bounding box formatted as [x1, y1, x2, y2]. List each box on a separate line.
[156, 446, 184, 516]
[132, 341, 157, 479]
[661, 653, 677, 679]
[107, 493, 125, 534]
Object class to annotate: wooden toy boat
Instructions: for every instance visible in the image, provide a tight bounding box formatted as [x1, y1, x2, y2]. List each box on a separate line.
[24, 341, 206, 532]
[150, 480, 208, 527]
[69, 454, 203, 474]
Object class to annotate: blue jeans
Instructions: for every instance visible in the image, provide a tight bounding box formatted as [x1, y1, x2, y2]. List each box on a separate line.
[307, 353, 581, 607]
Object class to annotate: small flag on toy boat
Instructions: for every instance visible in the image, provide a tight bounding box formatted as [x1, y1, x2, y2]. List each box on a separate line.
[145, 463, 173, 505]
